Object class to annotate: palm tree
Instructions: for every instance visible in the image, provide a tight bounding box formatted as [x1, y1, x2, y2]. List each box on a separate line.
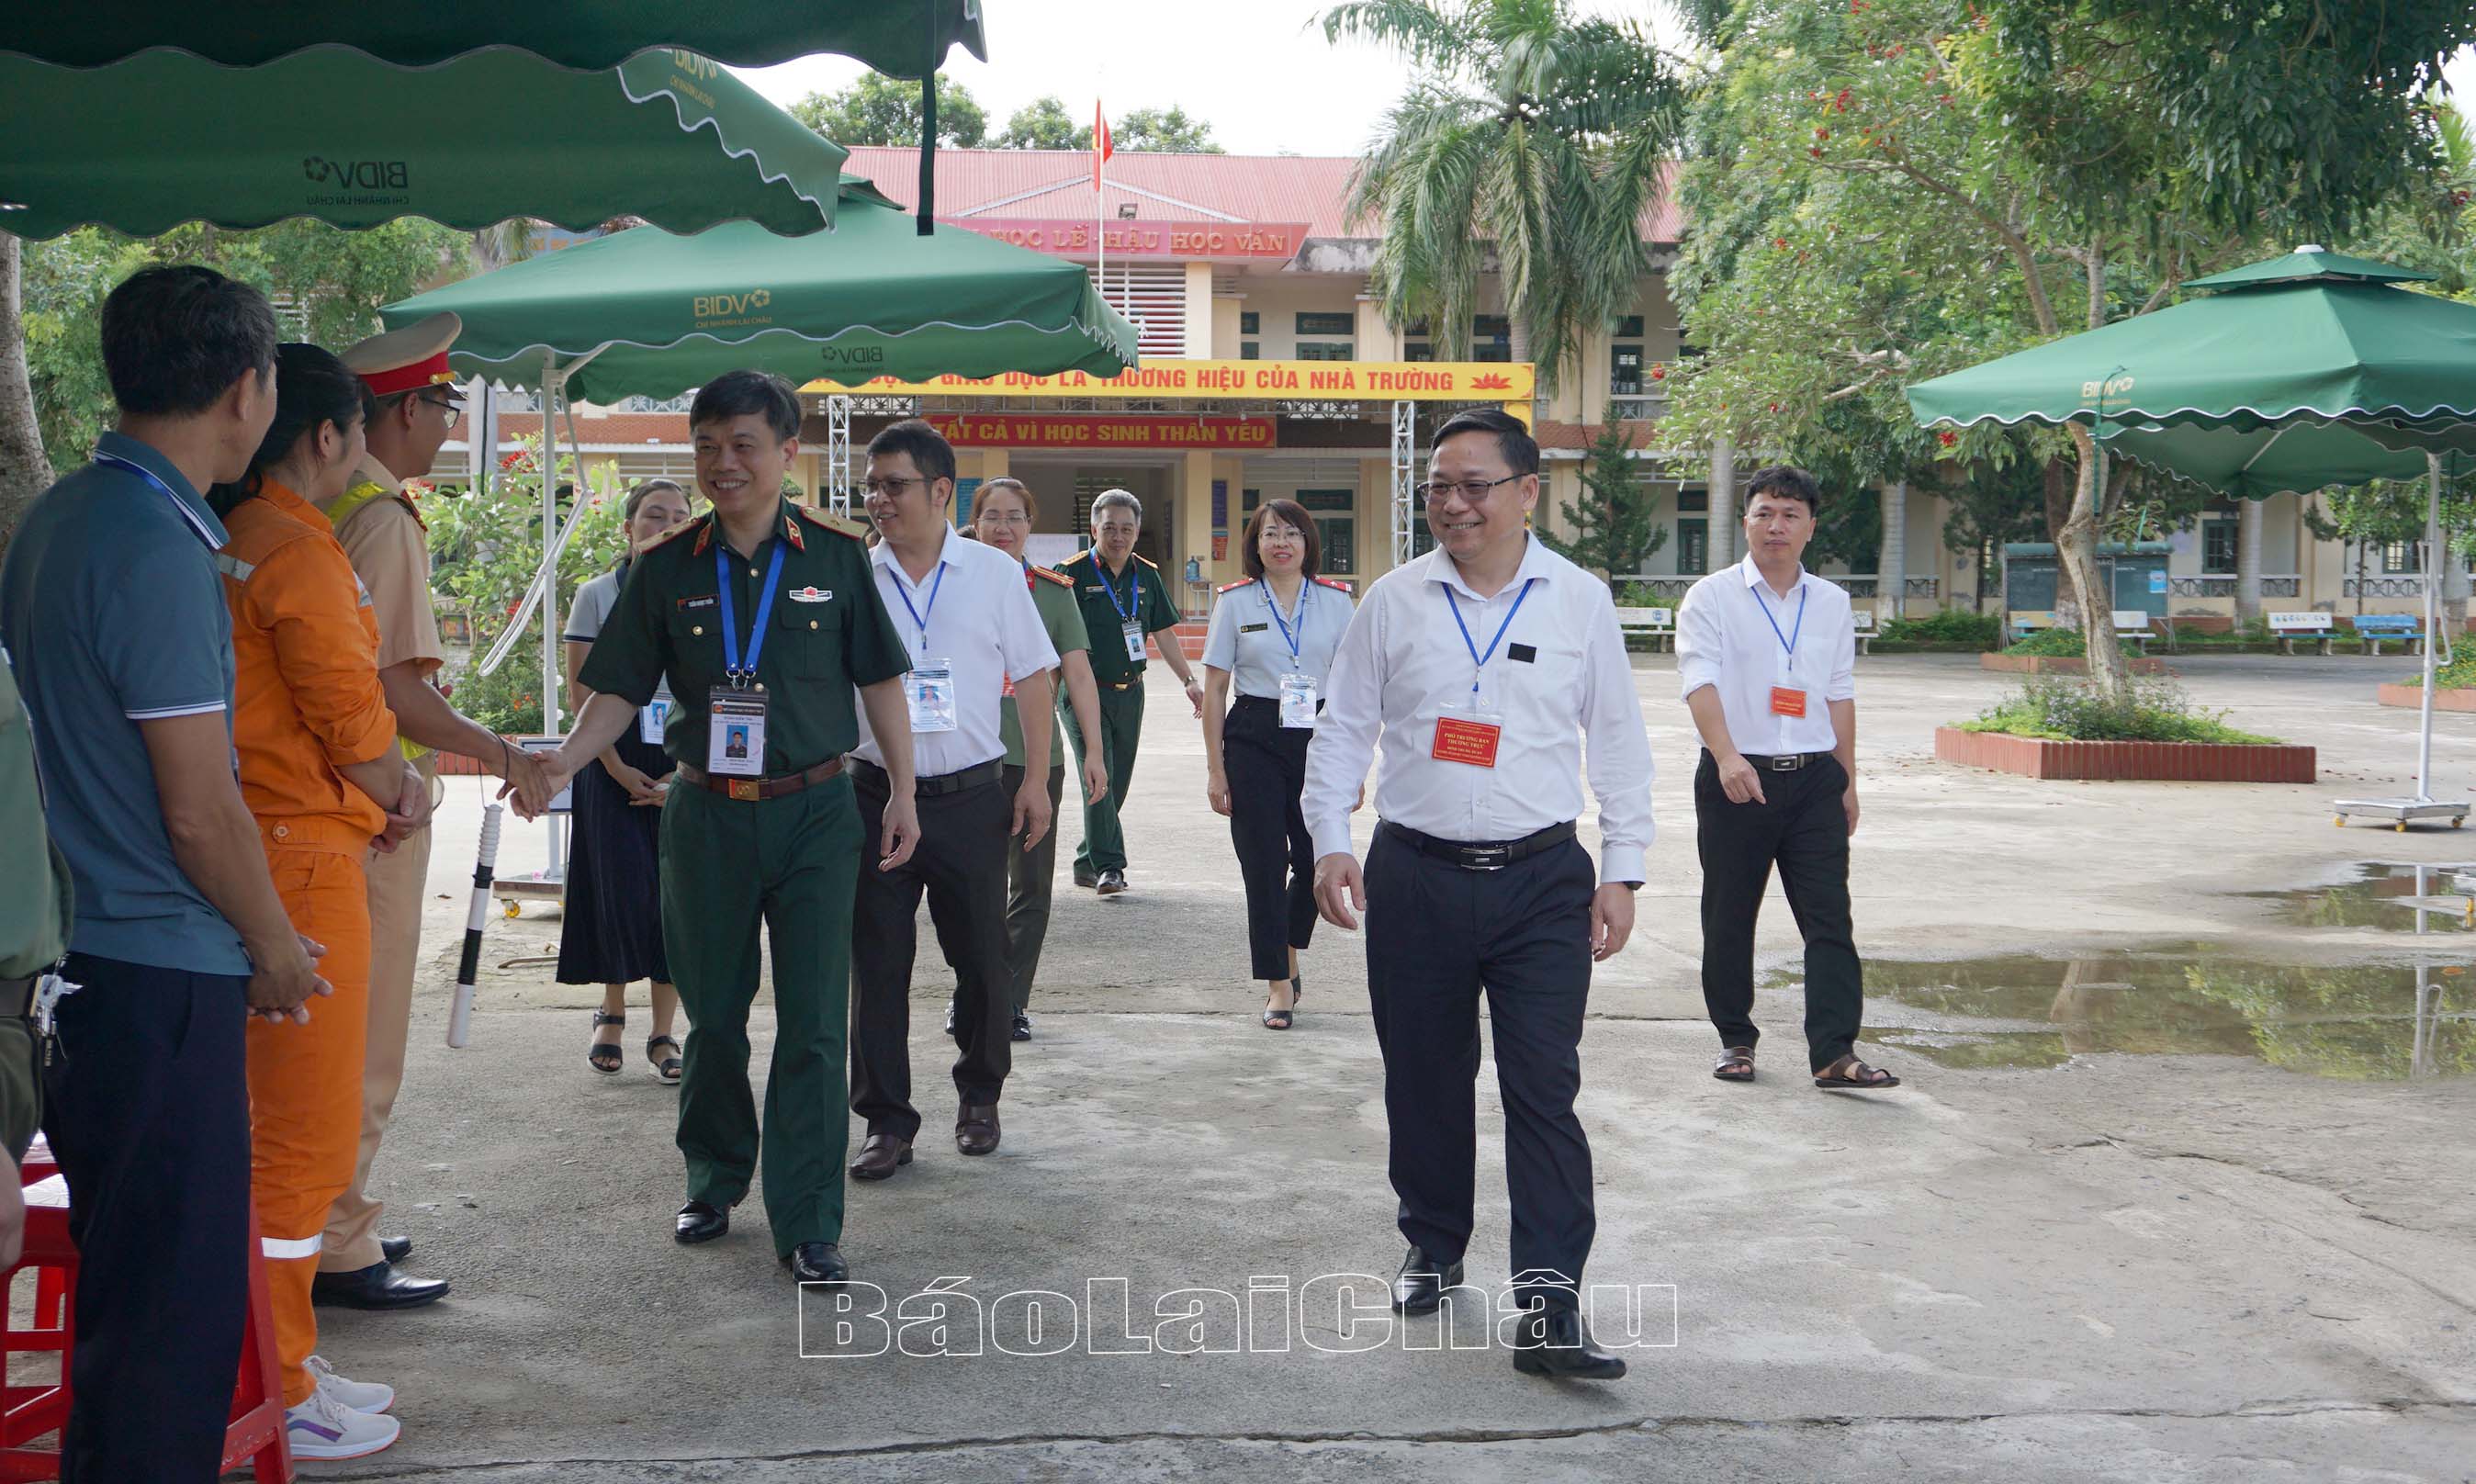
[1321, 0, 1686, 390]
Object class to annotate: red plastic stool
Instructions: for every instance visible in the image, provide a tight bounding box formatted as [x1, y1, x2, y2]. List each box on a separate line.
[0, 1145, 292, 1481]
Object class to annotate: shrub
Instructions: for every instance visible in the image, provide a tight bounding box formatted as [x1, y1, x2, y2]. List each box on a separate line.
[1959, 676, 2280, 745]
[2001, 625, 2141, 658]
[1880, 609, 1999, 646]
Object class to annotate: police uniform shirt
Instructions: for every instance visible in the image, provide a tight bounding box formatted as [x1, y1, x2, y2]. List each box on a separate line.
[0, 433, 250, 974]
[330, 454, 445, 678]
[851, 523, 1059, 778]
[1200, 576, 1354, 698]
[1675, 556, 1856, 757]
[1300, 534, 1655, 885]
[1058, 548, 1180, 686]
[577, 500, 909, 773]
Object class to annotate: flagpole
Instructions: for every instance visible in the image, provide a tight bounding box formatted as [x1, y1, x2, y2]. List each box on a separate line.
[1094, 96, 1107, 312]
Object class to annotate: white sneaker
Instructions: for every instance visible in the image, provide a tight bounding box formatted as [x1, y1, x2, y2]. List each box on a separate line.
[305, 1353, 394, 1414]
[284, 1384, 400, 1461]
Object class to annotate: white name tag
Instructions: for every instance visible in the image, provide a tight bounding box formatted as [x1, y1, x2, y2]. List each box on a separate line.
[1278, 672, 1318, 729]
[1121, 621, 1147, 662]
[706, 691, 767, 777]
[906, 658, 958, 734]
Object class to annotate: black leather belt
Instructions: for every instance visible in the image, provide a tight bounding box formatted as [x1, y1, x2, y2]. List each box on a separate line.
[852, 757, 1003, 797]
[677, 757, 844, 802]
[1738, 751, 1836, 772]
[1379, 820, 1576, 872]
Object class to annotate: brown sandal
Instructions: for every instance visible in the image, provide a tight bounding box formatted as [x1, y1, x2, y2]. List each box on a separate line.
[1814, 1055, 1900, 1091]
[1713, 1046, 1755, 1082]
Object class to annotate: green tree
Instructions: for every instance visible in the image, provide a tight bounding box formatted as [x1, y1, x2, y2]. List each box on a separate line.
[792, 73, 986, 149]
[1112, 106, 1224, 155]
[1542, 421, 1666, 577]
[996, 95, 1091, 151]
[1320, 0, 1686, 391]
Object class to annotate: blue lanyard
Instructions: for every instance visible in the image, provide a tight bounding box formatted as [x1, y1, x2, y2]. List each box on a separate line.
[1443, 578, 1537, 694]
[1259, 579, 1304, 663]
[715, 542, 786, 688]
[94, 451, 218, 549]
[1756, 582, 1807, 659]
[1097, 559, 1141, 624]
[890, 558, 946, 652]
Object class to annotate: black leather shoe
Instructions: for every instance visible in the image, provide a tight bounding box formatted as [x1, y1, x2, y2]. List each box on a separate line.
[1010, 1011, 1033, 1042]
[1096, 868, 1128, 895]
[310, 1261, 449, 1311]
[1512, 1304, 1627, 1380]
[850, 1133, 912, 1181]
[1390, 1245, 1464, 1315]
[783, 1242, 849, 1285]
[380, 1235, 412, 1265]
[674, 1199, 730, 1245]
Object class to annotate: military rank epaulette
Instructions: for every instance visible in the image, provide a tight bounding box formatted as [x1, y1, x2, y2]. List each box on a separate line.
[1131, 551, 1161, 569]
[1030, 565, 1075, 588]
[1217, 578, 1252, 593]
[1057, 547, 1093, 566]
[1313, 576, 1353, 592]
[795, 504, 872, 540]
[645, 513, 708, 554]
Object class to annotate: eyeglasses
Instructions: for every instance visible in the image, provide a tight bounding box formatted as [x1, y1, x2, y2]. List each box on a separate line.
[416, 392, 463, 430]
[1422, 473, 1523, 505]
[977, 512, 1033, 526]
[862, 475, 929, 498]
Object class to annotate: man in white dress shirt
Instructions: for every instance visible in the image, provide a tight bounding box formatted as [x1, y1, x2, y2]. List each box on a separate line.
[847, 421, 1060, 1180]
[1304, 408, 1652, 1380]
[1676, 465, 1896, 1093]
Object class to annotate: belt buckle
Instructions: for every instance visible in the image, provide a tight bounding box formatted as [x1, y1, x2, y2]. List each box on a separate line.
[728, 778, 761, 802]
[1459, 843, 1511, 871]
[1770, 755, 1800, 771]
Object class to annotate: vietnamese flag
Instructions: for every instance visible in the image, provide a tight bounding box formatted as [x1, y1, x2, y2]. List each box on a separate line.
[1092, 100, 1112, 191]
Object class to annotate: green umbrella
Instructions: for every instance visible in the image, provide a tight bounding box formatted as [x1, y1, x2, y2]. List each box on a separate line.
[0, 1, 987, 75]
[0, 48, 848, 238]
[380, 193, 1141, 402]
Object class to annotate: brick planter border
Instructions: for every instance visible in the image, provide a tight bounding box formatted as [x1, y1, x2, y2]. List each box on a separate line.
[1980, 653, 2169, 677]
[1933, 726, 2315, 782]
[2376, 682, 2476, 713]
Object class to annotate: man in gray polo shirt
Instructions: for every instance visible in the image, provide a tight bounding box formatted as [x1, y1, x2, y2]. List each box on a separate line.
[0, 265, 333, 1483]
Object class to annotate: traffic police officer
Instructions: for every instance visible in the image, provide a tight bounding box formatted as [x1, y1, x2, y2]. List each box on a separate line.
[1057, 490, 1203, 894]
[1200, 497, 1354, 1029]
[1303, 408, 1652, 1380]
[519, 370, 917, 1287]
[321, 312, 546, 1311]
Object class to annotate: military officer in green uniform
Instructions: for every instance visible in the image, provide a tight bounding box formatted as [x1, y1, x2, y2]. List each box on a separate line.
[513, 371, 917, 1287]
[1057, 489, 1202, 895]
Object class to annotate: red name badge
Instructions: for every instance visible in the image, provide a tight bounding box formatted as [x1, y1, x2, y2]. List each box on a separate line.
[1770, 686, 1808, 718]
[1432, 714, 1503, 768]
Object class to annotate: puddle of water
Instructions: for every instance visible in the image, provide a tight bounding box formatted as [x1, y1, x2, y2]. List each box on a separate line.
[1767, 950, 2474, 1080]
[2248, 861, 2476, 932]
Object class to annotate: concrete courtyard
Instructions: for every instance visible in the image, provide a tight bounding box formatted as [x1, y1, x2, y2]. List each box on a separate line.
[316, 651, 2476, 1481]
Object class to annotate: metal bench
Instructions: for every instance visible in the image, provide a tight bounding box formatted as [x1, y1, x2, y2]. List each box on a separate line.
[2268, 610, 2335, 656]
[1852, 610, 1876, 656]
[2110, 610, 2156, 656]
[1614, 605, 1674, 652]
[2351, 613, 2425, 657]
[2006, 610, 2061, 643]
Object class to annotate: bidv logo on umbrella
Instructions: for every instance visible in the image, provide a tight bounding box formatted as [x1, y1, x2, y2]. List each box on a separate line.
[692, 287, 773, 330]
[300, 156, 412, 209]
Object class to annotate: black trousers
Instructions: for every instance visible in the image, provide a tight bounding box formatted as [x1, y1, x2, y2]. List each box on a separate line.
[1365, 826, 1596, 1311]
[850, 764, 1013, 1141]
[46, 953, 252, 1484]
[999, 763, 1065, 1012]
[1222, 697, 1317, 982]
[1694, 750, 1864, 1073]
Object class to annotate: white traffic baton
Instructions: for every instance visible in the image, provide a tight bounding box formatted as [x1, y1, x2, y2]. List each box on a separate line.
[446, 803, 503, 1049]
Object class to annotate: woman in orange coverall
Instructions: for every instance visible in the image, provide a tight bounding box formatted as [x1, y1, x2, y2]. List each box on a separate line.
[208, 343, 429, 1463]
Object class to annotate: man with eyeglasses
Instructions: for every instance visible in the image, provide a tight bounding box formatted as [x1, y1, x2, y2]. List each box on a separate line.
[1303, 407, 1652, 1380]
[318, 313, 549, 1311]
[1057, 489, 1203, 895]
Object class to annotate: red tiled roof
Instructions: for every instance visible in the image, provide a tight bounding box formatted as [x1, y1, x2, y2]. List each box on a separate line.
[845, 147, 1682, 243]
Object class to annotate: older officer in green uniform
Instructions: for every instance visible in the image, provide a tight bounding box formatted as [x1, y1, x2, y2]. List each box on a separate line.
[513, 370, 917, 1287]
[1057, 489, 1202, 895]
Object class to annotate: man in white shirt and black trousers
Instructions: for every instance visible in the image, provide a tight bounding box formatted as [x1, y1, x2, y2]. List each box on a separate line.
[1677, 464, 1898, 1093]
[848, 421, 1060, 1180]
[1305, 408, 1653, 1380]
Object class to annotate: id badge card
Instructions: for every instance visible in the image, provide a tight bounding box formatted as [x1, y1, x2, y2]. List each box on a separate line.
[1278, 672, 1319, 729]
[1770, 685, 1808, 718]
[1430, 693, 1503, 769]
[1121, 621, 1147, 662]
[906, 658, 959, 734]
[639, 683, 674, 745]
[706, 691, 768, 776]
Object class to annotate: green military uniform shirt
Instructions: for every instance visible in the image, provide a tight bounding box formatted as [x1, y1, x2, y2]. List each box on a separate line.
[1001, 563, 1090, 770]
[1059, 548, 1180, 688]
[578, 500, 908, 773]
[0, 646, 70, 979]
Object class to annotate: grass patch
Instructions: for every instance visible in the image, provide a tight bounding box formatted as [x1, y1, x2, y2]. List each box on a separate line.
[1879, 610, 2000, 648]
[2430, 649, 2476, 689]
[2001, 626, 2143, 658]
[1958, 676, 2282, 745]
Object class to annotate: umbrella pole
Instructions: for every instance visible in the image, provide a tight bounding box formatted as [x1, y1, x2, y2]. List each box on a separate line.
[2423, 451, 2443, 803]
